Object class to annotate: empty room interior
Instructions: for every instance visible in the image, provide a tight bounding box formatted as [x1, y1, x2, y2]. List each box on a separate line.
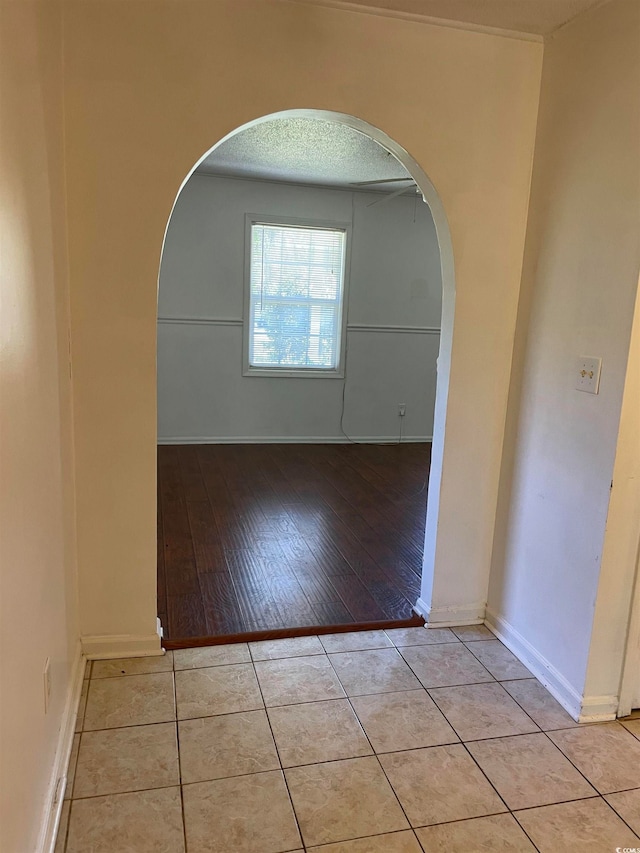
[157, 117, 440, 642]
[2, 0, 640, 852]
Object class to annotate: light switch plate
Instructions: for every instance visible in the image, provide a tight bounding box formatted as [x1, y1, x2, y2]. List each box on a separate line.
[575, 356, 602, 394]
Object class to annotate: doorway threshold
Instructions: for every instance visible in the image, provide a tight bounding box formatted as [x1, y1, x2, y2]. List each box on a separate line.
[163, 613, 425, 650]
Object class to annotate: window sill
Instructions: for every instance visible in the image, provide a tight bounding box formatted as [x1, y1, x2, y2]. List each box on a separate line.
[243, 367, 345, 379]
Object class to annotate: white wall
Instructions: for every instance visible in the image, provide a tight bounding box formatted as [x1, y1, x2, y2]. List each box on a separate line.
[487, 0, 640, 719]
[158, 175, 441, 442]
[0, 2, 80, 850]
[63, 0, 542, 646]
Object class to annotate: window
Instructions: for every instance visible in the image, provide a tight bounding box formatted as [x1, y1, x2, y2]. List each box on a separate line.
[244, 216, 349, 377]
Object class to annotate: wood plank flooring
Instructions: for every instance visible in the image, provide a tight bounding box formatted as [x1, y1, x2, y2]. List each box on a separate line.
[158, 443, 430, 641]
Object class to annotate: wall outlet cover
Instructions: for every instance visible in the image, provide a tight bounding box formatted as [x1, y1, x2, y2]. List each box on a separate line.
[575, 356, 602, 394]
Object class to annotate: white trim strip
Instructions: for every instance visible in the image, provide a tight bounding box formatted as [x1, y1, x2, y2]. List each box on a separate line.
[347, 324, 440, 335]
[158, 316, 243, 326]
[158, 316, 440, 335]
[414, 597, 486, 626]
[484, 609, 617, 723]
[158, 435, 432, 445]
[286, 0, 544, 43]
[37, 642, 85, 853]
[81, 632, 164, 660]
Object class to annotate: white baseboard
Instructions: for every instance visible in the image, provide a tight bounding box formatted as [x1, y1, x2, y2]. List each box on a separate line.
[414, 597, 486, 626]
[578, 694, 619, 723]
[484, 609, 618, 722]
[81, 631, 163, 660]
[37, 641, 85, 853]
[157, 435, 432, 445]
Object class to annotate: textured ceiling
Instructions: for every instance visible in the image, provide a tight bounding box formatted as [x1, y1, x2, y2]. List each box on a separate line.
[197, 118, 415, 192]
[299, 0, 603, 36]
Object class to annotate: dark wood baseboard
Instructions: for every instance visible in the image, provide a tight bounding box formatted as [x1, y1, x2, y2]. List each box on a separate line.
[163, 613, 425, 650]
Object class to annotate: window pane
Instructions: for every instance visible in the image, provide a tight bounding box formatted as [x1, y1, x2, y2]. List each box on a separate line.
[249, 223, 346, 370]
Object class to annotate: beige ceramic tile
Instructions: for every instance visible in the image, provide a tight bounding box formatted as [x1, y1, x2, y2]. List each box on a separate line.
[451, 625, 495, 642]
[399, 644, 494, 689]
[466, 733, 596, 810]
[319, 630, 393, 653]
[64, 733, 80, 800]
[415, 814, 536, 852]
[605, 788, 640, 835]
[249, 635, 324, 660]
[268, 699, 372, 766]
[621, 718, 640, 739]
[429, 683, 540, 741]
[307, 831, 423, 852]
[173, 644, 250, 670]
[73, 722, 179, 798]
[328, 649, 421, 696]
[83, 672, 175, 731]
[179, 710, 279, 783]
[380, 744, 506, 827]
[286, 756, 408, 847]
[502, 679, 579, 730]
[350, 690, 458, 753]
[66, 787, 185, 853]
[175, 663, 263, 719]
[92, 653, 173, 679]
[384, 627, 458, 647]
[515, 797, 638, 852]
[54, 801, 70, 853]
[182, 770, 301, 853]
[254, 655, 345, 706]
[464, 641, 531, 680]
[548, 722, 640, 793]
[75, 680, 88, 733]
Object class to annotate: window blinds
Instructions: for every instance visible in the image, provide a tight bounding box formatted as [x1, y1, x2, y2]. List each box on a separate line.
[249, 222, 346, 370]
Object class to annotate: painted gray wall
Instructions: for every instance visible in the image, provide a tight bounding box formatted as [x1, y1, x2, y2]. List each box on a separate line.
[157, 174, 442, 442]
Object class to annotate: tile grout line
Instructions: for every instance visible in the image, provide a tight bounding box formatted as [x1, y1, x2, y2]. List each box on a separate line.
[171, 666, 189, 853]
[535, 724, 640, 840]
[340, 690, 423, 842]
[71, 639, 640, 850]
[456, 739, 543, 852]
[395, 641, 497, 691]
[492, 670, 625, 804]
[432, 670, 638, 847]
[461, 638, 532, 681]
[250, 657, 306, 851]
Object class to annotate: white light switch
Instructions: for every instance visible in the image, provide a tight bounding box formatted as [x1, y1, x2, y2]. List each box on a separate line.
[575, 356, 602, 394]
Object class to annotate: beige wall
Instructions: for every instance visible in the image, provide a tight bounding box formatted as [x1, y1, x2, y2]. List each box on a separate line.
[0, 2, 79, 849]
[63, 0, 542, 641]
[601, 272, 640, 715]
[488, 0, 640, 717]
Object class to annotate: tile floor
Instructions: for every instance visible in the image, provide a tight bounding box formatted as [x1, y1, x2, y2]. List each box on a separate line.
[56, 625, 640, 852]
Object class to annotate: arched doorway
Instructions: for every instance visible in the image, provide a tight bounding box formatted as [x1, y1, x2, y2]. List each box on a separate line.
[156, 110, 455, 643]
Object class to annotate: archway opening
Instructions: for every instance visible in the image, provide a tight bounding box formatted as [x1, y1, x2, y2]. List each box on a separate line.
[156, 111, 454, 645]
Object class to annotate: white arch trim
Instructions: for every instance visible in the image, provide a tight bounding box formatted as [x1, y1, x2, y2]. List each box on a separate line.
[158, 109, 457, 619]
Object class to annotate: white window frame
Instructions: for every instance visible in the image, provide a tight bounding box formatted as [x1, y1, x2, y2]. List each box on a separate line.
[243, 214, 351, 379]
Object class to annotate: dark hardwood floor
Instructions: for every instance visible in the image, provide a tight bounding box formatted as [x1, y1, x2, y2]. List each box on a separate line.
[158, 443, 430, 642]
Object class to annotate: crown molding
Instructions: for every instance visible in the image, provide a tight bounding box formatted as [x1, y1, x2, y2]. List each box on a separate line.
[285, 0, 544, 44]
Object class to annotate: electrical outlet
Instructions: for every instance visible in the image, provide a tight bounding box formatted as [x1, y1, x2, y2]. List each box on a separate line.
[575, 356, 602, 394]
[398, 404, 406, 417]
[43, 658, 51, 714]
